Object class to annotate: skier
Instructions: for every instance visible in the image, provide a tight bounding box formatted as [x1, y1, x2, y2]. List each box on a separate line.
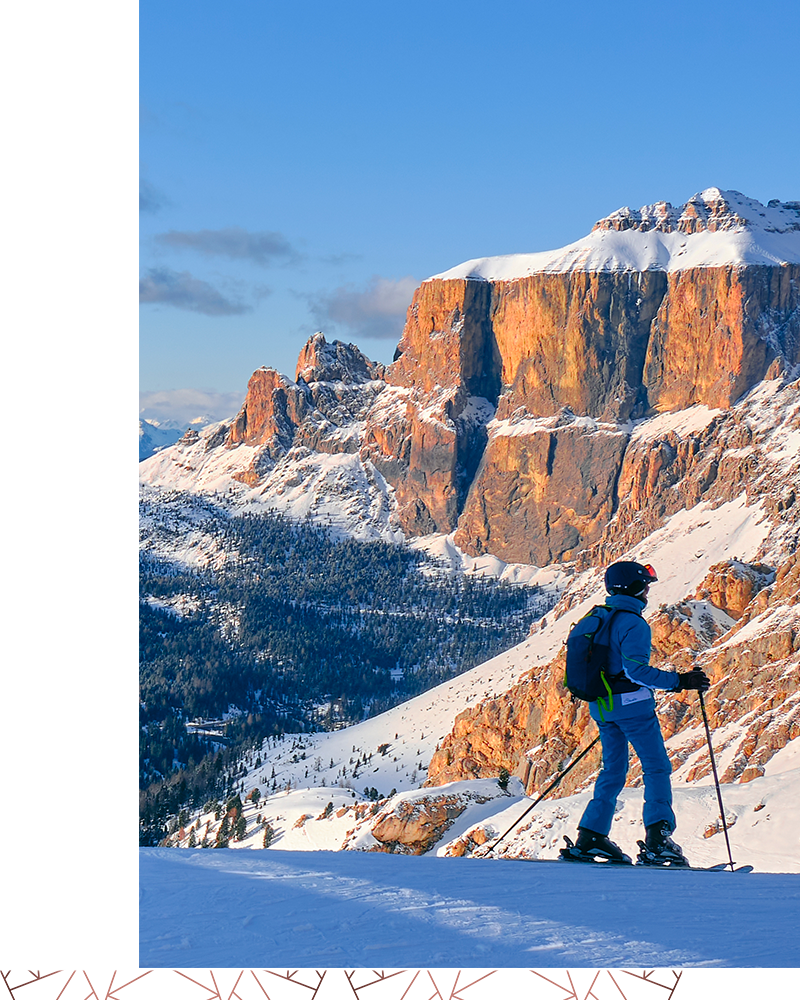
[564, 560, 710, 866]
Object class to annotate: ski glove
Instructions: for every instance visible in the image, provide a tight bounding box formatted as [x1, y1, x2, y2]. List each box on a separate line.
[676, 668, 710, 691]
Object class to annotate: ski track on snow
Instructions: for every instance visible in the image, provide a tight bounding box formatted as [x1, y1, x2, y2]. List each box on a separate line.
[139, 848, 799, 968]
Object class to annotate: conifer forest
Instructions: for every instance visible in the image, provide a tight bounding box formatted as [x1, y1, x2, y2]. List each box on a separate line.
[140, 509, 548, 842]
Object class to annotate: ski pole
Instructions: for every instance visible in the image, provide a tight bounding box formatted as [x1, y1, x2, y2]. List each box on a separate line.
[478, 735, 601, 857]
[698, 689, 736, 871]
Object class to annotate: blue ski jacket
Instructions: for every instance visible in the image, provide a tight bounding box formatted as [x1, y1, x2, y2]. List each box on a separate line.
[588, 593, 680, 722]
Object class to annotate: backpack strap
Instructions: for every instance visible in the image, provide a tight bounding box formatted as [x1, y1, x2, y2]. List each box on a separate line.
[596, 607, 644, 686]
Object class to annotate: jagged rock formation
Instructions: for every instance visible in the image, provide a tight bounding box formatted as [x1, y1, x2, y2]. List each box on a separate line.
[228, 336, 386, 467]
[141, 188, 800, 567]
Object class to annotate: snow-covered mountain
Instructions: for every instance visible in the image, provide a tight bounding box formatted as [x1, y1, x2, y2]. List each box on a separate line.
[138, 419, 182, 462]
[430, 188, 800, 279]
[140, 188, 799, 564]
[142, 187, 799, 884]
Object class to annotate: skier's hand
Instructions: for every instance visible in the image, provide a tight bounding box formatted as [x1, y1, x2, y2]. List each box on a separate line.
[677, 668, 710, 691]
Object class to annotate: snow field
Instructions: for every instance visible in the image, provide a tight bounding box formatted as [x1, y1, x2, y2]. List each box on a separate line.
[140, 839, 800, 968]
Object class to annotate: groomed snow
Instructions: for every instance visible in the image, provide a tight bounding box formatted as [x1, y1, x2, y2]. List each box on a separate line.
[140, 837, 800, 968]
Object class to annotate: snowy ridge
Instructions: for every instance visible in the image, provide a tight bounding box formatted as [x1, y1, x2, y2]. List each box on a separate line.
[428, 189, 800, 280]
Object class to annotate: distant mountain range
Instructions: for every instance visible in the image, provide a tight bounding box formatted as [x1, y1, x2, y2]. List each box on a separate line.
[139, 419, 182, 462]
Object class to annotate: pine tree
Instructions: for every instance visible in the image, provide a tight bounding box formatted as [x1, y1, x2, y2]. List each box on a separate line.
[215, 815, 230, 848]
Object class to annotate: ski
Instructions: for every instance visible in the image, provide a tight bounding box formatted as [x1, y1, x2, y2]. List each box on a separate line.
[634, 837, 753, 871]
[482, 836, 754, 871]
[636, 861, 754, 872]
[507, 856, 754, 872]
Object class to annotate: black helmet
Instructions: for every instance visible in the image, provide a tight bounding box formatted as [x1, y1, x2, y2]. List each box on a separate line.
[604, 561, 658, 597]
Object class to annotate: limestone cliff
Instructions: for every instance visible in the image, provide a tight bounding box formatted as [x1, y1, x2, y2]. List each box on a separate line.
[142, 189, 800, 566]
[425, 375, 799, 797]
[359, 190, 800, 562]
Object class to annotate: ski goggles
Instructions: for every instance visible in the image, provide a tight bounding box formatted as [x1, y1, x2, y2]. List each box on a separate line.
[642, 564, 658, 582]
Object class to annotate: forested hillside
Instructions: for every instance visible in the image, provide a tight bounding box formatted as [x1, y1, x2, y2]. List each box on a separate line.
[140, 509, 548, 842]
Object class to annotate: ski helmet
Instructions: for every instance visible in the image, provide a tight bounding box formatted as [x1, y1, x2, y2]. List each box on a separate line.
[604, 561, 658, 597]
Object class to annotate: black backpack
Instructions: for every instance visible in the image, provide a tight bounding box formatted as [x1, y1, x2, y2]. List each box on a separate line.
[564, 604, 630, 702]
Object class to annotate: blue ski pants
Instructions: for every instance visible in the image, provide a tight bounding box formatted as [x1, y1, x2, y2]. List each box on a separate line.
[579, 710, 676, 836]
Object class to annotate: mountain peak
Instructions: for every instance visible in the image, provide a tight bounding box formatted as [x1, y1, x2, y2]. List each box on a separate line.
[295, 332, 384, 385]
[593, 188, 800, 236]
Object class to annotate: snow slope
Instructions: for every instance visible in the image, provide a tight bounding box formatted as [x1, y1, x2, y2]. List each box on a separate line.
[161, 488, 778, 836]
[140, 840, 800, 968]
[429, 189, 800, 280]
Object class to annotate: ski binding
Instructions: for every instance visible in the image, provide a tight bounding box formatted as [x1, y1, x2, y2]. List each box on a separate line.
[558, 835, 632, 865]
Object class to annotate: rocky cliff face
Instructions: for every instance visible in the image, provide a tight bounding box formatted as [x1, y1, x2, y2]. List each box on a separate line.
[424, 371, 799, 797]
[643, 264, 800, 412]
[142, 189, 800, 566]
[364, 257, 798, 562]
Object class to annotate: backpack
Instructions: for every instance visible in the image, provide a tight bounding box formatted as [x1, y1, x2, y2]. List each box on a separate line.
[563, 604, 626, 702]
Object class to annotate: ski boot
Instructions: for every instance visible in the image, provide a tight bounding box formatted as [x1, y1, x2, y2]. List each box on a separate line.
[560, 828, 632, 865]
[636, 821, 690, 867]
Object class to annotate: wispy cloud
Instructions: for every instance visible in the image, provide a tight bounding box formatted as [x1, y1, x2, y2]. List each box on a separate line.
[140, 178, 167, 213]
[155, 226, 299, 267]
[139, 388, 245, 429]
[139, 267, 251, 316]
[308, 275, 418, 341]
[320, 251, 363, 266]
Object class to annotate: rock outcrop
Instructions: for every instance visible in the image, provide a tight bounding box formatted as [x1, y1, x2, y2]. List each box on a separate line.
[425, 553, 799, 795]
[224, 335, 386, 485]
[359, 785, 496, 854]
[694, 561, 775, 620]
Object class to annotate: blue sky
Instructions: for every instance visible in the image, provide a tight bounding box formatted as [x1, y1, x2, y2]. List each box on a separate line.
[140, 0, 800, 422]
